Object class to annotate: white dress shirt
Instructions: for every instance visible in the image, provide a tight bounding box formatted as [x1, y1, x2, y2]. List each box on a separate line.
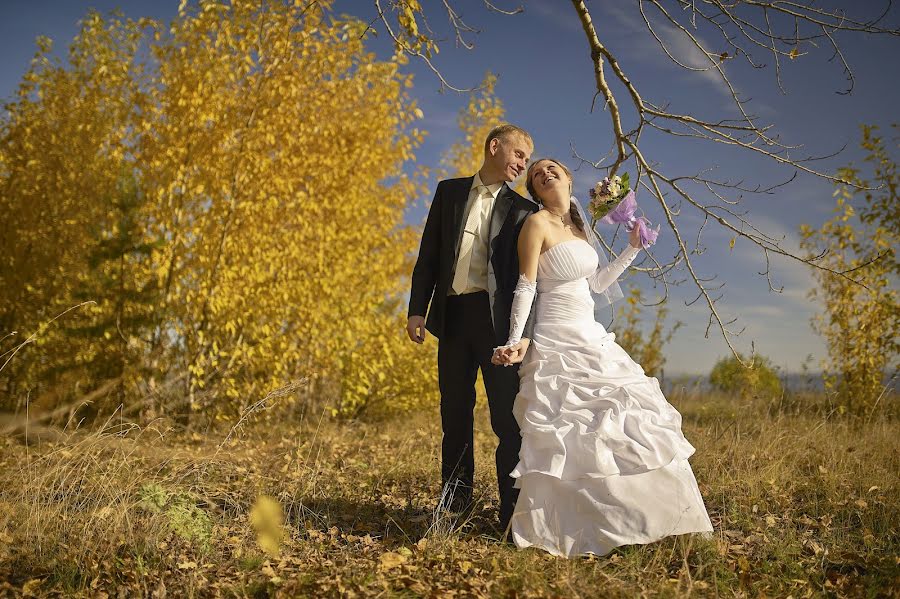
[450, 173, 504, 295]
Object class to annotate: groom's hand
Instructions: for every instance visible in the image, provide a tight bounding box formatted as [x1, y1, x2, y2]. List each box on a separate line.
[406, 315, 426, 344]
[491, 347, 508, 365]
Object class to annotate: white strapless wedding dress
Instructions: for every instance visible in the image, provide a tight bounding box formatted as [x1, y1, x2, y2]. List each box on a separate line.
[510, 238, 713, 557]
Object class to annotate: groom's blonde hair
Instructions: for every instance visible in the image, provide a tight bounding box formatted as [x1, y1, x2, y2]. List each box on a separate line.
[484, 124, 533, 154]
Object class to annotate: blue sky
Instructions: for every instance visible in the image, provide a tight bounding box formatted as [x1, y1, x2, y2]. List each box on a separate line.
[2, 1, 898, 376]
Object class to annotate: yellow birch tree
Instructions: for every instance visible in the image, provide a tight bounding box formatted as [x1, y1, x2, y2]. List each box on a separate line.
[613, 288, 681, 380]
[0, 0, 438, 418]
[442, 73, 506, 179]
[799, 125, 899, 413]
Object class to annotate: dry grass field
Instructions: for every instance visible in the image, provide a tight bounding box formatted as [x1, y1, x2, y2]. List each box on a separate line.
[0, 389, 897, 597]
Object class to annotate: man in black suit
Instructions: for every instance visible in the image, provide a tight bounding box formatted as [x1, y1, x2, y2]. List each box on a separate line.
[406, 124, 538, 531]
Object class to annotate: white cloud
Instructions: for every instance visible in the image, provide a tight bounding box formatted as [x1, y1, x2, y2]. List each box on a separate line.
[737, 303, 789, 318]
[660, 290, 824, 375]
[729, 212, 818, 308]
[604, 3, 731, 96]
[527, 3, 584, 33]
[420, 107, 458, 134]
[571, 165, 603, 197]
[632, 208, 826, 374]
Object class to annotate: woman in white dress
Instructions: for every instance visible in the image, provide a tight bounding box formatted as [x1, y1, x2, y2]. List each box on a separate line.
[492, 158, 713, 558]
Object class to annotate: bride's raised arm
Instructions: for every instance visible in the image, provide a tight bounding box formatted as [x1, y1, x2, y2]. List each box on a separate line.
[587, 225, 643, 294]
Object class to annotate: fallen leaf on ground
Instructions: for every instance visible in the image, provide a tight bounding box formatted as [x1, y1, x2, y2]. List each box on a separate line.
[379, 552, 407, 570]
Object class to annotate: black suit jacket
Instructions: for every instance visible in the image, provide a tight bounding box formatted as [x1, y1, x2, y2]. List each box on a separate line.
[408, 176, 539, 345]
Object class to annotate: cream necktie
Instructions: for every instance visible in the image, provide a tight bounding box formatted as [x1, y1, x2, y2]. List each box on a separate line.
[452, 185, 490, 295]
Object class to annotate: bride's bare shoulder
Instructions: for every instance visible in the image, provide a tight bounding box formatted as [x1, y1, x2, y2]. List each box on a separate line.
[524, 210, 553, 227]
[519, 212, 549, 246]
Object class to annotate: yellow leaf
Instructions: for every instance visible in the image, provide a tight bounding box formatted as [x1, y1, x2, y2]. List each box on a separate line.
[250, 496, 284, 558]
[379, 551, 407, 570]
[22, 579, 43, 596]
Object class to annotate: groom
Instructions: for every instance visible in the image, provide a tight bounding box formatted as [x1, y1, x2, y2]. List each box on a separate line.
[406, 124, 537, 530]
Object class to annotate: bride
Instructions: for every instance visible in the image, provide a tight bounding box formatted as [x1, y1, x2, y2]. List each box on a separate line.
[492, 158, 713, 557]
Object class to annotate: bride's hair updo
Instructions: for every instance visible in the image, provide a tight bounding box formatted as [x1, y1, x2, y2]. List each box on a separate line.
[526, 158, 585, 233]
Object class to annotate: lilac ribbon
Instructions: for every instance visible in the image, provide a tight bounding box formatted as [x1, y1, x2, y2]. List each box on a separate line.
[599, 190, 660, 248]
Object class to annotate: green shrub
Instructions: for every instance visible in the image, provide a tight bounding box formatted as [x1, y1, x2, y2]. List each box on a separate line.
[709, 353, 782, 398]
[139, 483, 213, 550]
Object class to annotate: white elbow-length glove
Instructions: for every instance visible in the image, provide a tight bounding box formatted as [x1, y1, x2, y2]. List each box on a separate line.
[588, 245, 641, 294]
[498, 274, 537, 349]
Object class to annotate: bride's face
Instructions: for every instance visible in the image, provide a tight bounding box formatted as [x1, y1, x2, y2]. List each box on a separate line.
[529, 160, 571, 200]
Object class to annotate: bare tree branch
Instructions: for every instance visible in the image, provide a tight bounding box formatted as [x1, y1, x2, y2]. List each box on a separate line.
[483, 1, 523, 16]
[385, 1, 898, 363]
[372, 0, 476, 92]
[371, 0, 525, 92]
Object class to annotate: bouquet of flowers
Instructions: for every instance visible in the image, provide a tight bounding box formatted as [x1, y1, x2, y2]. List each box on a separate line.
[588, 173, 660, 249]
[588, 173, 630, 220]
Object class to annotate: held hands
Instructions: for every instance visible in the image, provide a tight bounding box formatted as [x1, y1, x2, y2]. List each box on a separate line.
[406, 315, 426, 344]
[491, 338, 531, 366]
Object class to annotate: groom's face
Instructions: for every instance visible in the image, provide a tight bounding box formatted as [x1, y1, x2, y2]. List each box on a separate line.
[490, 134, 533, 182]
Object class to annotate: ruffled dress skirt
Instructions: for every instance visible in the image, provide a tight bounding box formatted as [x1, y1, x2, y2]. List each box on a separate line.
[510, 257, 713, 557]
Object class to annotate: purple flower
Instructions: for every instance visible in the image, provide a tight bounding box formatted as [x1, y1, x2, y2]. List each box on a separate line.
[599, 190, 660, 248]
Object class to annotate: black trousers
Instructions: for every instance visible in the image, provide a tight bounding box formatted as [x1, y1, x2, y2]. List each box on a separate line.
[439, 291, 521, 524]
